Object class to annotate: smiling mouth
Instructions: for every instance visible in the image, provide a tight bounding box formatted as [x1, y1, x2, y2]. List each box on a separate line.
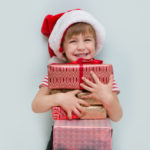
[74, 53, 89, 57]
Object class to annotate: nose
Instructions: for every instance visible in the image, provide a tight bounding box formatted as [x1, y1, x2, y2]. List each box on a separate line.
[77, 41, 85, 51]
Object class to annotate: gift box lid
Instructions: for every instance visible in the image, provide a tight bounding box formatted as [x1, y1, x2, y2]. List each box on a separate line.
[54, 118, 112, 128]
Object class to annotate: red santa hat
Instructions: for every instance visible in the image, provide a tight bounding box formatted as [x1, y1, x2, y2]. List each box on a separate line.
[41, 9, 105, 63]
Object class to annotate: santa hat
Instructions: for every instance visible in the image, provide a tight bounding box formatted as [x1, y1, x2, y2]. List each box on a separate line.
[41, 9, 105, 63]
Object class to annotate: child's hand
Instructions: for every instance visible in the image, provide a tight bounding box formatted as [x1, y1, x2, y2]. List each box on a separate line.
[57, 90, 90, 119]
[80, 71, 114, 105]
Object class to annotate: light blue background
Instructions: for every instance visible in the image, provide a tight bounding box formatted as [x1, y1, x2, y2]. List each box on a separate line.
[0, 0, 150, 150]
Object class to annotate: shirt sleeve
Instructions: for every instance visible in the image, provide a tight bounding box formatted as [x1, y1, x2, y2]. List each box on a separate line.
[39, 75, 48, 88]
[112, 79, 120, 94]
[39, 74, 120, 94]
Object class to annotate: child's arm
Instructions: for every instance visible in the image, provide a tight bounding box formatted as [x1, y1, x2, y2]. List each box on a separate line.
[80, 71, 123, 122]
[32, 87, 89, 119]
[32, 86, 58, 113]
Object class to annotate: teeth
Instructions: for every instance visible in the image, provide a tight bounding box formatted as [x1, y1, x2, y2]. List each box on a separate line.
[75, 53, 88, 57]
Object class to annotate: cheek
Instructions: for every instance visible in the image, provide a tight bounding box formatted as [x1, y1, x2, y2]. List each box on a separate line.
[64, 44, 74, 52]
[64, 45, 75, 54]
[89, 44, 96, 52]
[91, 48, 96, 56]
[87, 42, 95, 49]
[65, 49, 74, 59]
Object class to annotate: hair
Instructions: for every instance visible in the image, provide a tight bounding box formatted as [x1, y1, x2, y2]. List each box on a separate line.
[62, 22, 96, 46]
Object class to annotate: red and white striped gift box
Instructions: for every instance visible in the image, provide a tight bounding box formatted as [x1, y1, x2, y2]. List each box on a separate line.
[48, 58, 113, 89]
[53, 119, 112, 150]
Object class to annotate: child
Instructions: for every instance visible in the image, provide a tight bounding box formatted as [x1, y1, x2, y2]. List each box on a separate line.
[32, 9, 123, 150]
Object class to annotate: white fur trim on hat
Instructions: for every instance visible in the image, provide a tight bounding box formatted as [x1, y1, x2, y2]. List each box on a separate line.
[49, 10, 105, 60]
[48, 56, 66, 64]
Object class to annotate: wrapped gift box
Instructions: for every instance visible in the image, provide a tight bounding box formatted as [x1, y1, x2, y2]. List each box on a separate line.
[80, 106, 106, 119]
[52, 105, 106, 120]
[53, 119, 112, 150]
[48, 58, 113, 89]
[77, 92, 102, 105]
[50, 89, 102, 105]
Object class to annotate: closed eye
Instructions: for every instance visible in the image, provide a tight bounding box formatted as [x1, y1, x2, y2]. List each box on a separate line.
[69, 40, 76, 43]
[85, 38, 92, 42]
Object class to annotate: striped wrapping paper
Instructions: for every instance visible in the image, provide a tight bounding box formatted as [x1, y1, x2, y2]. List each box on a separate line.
[53, 119, 112, 150]
[48, 60, 113, 89]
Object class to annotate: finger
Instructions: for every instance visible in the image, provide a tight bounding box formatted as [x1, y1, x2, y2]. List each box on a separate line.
[80, 83, 93, 92]
[82, 77, 96, 88]
[71, 90, 82, 95]
[78, 99, 90, 107]
[108, 74, 114, 86]
[73, 107, 82, 117]
[80, 94, 93, 100]
[67, 111, 72, 120]
[76, 104, 86, 115]
[90, 71, 100, 84]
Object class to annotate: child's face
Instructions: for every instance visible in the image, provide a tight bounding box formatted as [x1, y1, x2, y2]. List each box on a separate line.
[63, 33, 96, 62]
